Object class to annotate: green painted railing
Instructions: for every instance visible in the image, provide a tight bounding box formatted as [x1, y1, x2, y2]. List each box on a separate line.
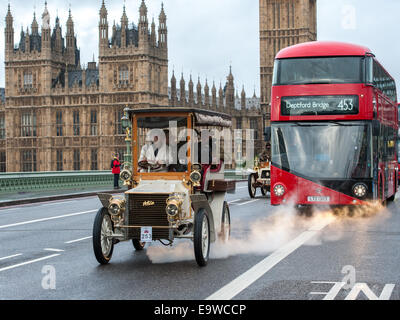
[0, 171, 114, 194]
[0, 169, 248, 195]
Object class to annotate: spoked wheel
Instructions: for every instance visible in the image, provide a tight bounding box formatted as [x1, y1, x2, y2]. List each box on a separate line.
[93, 208, 114, 265]
[248, 174, 257, 198]
[220, 202, 231, 243]
[194, 209, 210, 267]
[132, 239, 146, 251]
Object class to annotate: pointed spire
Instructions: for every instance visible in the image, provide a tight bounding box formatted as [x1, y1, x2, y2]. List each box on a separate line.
[197, 77, 202, 106]
[42, 1, 50, 29]
[211, 81, 217, 108]
[100, 0, 108, 18]
[6, 3, 13, 26]
[121, 4, 128, 27]
[158, 2, 167, 47]
[180, 73, 186, 106]
[204, 79, 210, 107]
[188, 75, 194, 106]
[171, 70, 177, 105]
[151, 18, 156, 46]
[140, 0, 148, 21]
[241, 86, 246, 109]
[5, 4, 14, 54]
[32, 11, 39, 34]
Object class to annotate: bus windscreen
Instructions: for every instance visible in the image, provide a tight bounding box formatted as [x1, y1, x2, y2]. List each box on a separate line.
[273, 57, 364, 86]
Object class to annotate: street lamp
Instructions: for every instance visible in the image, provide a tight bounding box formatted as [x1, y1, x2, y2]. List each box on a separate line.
[121, 106, 132, 169]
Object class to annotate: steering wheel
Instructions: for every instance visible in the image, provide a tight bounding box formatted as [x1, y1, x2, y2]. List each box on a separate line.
[138, 160, 162, 171]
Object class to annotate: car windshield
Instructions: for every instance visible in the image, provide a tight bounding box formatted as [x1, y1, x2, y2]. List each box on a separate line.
[273, 57, 364, 85]
[271, 122, 372, 179]
[136, 116, 189, 173]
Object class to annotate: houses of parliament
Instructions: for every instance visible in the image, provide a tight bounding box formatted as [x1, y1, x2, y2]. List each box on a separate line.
[0, 0, 316, 173]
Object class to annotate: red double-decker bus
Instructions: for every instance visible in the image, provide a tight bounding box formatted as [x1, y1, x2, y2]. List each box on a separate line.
[270, 41, 398, 208]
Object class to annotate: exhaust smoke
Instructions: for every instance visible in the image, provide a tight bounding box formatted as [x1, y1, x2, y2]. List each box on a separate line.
[145, 201, 389, 264]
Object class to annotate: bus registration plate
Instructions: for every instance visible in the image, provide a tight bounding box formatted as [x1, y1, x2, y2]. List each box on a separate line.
[307, 196, 330, 202]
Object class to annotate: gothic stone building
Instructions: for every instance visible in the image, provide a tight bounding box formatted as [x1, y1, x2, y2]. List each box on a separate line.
[259, 0, 317, 126]
[0, 1, 262, 173]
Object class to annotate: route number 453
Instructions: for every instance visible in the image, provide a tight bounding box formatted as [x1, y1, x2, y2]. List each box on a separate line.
[337, 99, 354, 111]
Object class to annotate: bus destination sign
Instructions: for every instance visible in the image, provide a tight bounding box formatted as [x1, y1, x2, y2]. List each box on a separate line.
[281, 95, 359, 116]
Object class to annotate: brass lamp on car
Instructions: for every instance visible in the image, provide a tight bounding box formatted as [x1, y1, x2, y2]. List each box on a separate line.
[108, 197, 126, 224]
[120, 168, 132, 183]
[190, 164, 202, 187]
[166, 194, 184, 221]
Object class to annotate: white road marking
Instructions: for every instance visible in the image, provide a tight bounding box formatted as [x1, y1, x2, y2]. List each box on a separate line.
[44, 248, 65, 252]
[65, 236, 92, 244]
[228, 199, 242, 204]
[237, 199, 260, 206]
[0, 253, 23, 261]
[0, 210, 97, 230]
[0, 254, 60, 273]
[206, 216, 335, 300]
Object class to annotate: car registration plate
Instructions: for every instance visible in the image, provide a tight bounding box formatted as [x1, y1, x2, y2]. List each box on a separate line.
[307, 196, 330, 202]
[140, 227, 153, 242]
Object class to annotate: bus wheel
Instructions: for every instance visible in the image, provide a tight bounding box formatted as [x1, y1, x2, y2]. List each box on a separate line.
[387, 194, 395, 202]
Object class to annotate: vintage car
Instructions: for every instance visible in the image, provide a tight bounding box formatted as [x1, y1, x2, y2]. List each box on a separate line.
[247, 158, 271, 198]
[93, 108, 235, 267]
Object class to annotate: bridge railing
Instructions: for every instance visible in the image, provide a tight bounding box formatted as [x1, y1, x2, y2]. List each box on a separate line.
[0, 169, 247, 195]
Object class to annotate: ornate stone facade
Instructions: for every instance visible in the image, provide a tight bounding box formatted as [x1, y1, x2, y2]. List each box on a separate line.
[0, 1, 262, 173]
[259, 0, 317, 125]
[1, 1, 168, 172]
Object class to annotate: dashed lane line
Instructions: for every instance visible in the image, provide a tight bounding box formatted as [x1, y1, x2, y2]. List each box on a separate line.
[44, 248, 65, 252]
[0, 253, 23, 261]
[65, 236, 92, 244]
[0, 210, 97, 230]
[0, 254, 61, 273]
[237, 199, 260, 206]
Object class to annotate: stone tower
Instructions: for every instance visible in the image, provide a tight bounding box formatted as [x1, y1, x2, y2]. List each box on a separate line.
[259, 0, 317, 125]
[98, 0, 168, 107]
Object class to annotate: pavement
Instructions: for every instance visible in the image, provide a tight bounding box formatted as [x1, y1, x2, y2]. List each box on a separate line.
[0, 181, 399, 300]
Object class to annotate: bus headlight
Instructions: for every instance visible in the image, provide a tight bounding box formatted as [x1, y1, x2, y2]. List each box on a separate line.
[353, 183, 367, 198]
[273, 184, 285, 197]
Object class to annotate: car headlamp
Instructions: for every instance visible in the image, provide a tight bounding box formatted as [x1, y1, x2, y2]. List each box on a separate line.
[108, 197, 126, 218]
[273, 184, 285, 197]
[190, 170, 202, 186]
[120, 169, 132, 182]
[353, 183, 367, 198]
[166, 194, 184, 220]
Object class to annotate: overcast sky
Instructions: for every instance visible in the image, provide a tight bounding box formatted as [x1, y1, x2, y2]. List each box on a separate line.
[1, 0, 400, 100]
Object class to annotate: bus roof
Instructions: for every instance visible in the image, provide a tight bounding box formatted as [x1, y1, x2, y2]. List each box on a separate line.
[276, 41, 372, 59]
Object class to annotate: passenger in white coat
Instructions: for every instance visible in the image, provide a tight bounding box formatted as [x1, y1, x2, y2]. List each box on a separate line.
[145, 130, 172, 172]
